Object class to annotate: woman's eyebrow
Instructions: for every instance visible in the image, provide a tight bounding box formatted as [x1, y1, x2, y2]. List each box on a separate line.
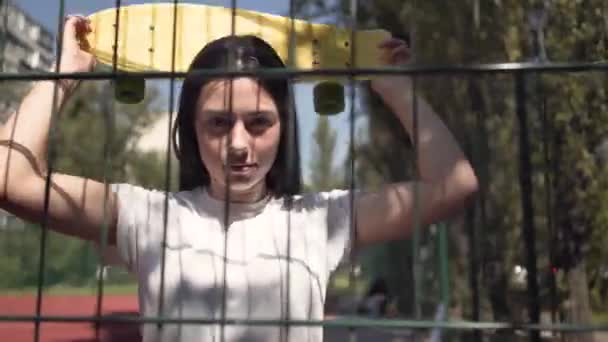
[199, 109, 275, 117]
[200, 109, 231, 117]
[245, 110, 275, 117]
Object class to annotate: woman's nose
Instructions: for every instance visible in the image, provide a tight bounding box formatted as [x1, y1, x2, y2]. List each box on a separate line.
[227, 121, 250, 159]
[228, 146, 248, 162]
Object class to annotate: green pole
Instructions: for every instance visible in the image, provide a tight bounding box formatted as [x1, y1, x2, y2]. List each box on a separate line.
[0, 0, 7, 72]
[438, 222, 450, 312]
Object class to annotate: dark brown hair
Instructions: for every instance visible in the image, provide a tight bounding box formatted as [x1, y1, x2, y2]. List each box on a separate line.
[171, 35, 301, 197]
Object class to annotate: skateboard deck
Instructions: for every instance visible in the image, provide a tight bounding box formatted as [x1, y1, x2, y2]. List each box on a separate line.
[84, 3, 391, 77]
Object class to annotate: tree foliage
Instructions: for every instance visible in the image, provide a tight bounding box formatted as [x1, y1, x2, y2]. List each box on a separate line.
[308, 116, 341, 190]
[0, 79, 170, 288]
[297, 0, 608, 337]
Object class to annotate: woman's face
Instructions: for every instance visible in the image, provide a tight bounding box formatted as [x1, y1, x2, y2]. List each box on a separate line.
[194, 77, 281, 201]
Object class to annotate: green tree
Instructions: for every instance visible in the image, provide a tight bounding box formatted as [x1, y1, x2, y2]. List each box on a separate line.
[55, 80, 164, 183]
[295, 2, 608, 341]
[0, 79, 171, 289]
[309, 116, 341, 190]
[0, 81, 30, 122]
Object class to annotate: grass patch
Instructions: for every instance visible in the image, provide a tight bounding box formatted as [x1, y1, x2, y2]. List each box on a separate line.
[0, 283, 137, 296]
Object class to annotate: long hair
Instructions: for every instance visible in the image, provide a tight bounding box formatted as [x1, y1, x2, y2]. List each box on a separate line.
[172, 35, 301, 197]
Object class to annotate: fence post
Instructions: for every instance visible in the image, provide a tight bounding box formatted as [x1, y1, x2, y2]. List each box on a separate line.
[515, 72, 541, 342]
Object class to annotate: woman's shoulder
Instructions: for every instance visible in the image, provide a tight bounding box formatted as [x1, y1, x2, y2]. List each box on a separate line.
[111, 183, 202, 211]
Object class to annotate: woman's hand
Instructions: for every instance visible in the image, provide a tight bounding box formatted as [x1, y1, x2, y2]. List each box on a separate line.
[56, 15, 96, 92]
[370, 37, 412, 103]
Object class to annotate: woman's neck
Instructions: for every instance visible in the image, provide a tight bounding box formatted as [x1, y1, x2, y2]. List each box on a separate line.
[208, 181, 268, 203]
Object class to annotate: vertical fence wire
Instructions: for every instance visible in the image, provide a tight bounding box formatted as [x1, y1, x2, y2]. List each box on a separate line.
[157, 0, 181, 336]
[346, 0, 359, 341]
[465, 184, 481, 341]
[0, 0, 9, 258]
[437, 222, 449, 328]
[0, 0, 7, 72]
[410, 75, 422, 340]
[33, 1, 66, 340]
[408, 1, 423, 332]
[539, 75, 558, 323]
[515, 71, 541, 342]
[282, 0, 298, 340]
[219, 1, 238, 341]
[93, 82, 115, 339]
[468, 75, 484, 342]
[469, 6, 484, 340]
[91, 0, 124, 338]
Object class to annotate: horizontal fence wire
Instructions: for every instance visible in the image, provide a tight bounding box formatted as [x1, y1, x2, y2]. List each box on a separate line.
[0, 316, 607, 332]
[1, 61, 608, 83]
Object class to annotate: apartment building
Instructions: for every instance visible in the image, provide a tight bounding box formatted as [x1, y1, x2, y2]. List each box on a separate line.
[0, 1, 55, 230]
[0, 0, 55, 120]
[0, 0, 54, 73]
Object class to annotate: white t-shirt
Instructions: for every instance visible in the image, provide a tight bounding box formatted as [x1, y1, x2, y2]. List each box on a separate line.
[111, 183, 354, 342]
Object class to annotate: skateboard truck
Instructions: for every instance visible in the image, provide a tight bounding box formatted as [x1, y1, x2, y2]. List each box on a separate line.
[115, 76, 145, 104]
[313, 81, 345, 115]
[111, 76, 346, 114]
[311, 37, 345, 116]
[107, 68, 347, 114]
[108, 70, 346, 114]
[95, 63, 146, 104]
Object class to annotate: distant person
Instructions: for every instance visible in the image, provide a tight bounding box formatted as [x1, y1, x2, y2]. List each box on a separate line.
[359, 277, 390, 317]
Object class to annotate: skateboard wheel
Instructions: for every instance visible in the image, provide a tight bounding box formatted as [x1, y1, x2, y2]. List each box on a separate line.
[313, 82, 345, 115]
[114, 77, 145, 104]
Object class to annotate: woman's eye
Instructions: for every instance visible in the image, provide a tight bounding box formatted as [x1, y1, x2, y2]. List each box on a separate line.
[252, 117, 270, 126]
[248, 116, 273, 130]
[209, 117, 232, 128]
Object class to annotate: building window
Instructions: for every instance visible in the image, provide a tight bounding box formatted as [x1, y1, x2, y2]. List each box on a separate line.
[29, 25, 40, 41]
[39, 32, 54, 51]
[29, 51, 40, 68]
[17, 13, 25, 31]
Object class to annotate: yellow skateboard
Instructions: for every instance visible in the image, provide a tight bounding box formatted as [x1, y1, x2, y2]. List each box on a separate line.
[84, 3, 391, 114]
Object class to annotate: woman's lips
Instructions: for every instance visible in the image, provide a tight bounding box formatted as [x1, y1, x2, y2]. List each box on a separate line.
[228, 164, 257, 175]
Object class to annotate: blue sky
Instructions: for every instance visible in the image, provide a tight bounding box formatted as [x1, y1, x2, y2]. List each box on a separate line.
[17, 0, 358, 183]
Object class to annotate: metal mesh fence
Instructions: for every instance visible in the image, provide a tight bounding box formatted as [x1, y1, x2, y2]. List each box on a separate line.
[1, 0, 608, 342]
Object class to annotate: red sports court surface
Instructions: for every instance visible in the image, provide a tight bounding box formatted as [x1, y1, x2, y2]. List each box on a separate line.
[0, 295, 140, 342]
[0, 295, 354, 341]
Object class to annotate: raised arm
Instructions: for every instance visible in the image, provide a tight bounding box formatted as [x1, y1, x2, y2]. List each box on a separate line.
[354, 38, 479, 246]
[0, 16, 118, 244]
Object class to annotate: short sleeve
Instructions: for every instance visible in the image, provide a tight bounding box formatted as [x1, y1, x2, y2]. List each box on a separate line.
[110, 183, 166, 273]
[324, 189, 357, 274]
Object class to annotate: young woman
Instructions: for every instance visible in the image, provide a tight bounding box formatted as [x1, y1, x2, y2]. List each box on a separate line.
[0, 16, 478, 341]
